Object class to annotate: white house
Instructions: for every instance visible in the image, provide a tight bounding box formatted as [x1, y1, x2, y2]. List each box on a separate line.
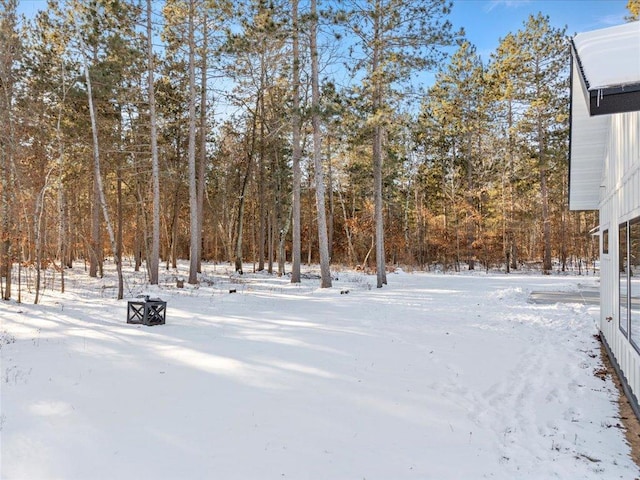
[569, 21, 640, 419]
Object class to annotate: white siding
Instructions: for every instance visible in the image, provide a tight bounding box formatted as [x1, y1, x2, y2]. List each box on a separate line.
[570, 59, 609, 210]
[600, 110, 640, 402]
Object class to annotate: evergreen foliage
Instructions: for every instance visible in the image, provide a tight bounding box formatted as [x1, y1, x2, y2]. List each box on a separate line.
[0, 0, 611, 300]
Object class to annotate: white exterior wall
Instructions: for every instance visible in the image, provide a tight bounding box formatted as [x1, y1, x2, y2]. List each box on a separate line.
[599, 111, 640, 402]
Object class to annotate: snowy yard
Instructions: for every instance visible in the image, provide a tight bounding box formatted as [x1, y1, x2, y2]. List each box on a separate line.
[1, 264, 638, 479]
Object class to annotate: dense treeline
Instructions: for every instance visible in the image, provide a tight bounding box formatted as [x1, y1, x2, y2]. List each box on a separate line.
[1, 0, 608, 301]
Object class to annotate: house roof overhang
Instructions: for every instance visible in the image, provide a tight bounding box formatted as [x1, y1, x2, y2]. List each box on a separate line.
[571, 21, 640, 116]
[569, 21, 640, 211]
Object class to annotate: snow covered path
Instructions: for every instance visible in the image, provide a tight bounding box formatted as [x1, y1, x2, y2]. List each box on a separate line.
[1, 267, 637, 479]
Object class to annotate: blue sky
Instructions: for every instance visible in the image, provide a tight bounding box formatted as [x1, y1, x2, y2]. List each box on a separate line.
[451, 0, 630, 60]
[17, 0, 630, 53]
[15, 0, 631, 91]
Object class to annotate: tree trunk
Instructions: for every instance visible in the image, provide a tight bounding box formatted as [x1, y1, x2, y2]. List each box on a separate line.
[34, 183, 47, 305]
[187, 0, 199, 284]
[1, 138, 11, 299]
[56, 61, 67, 293]
[169, 185, 180, 270]
[373, 124, 386, 284]
[168, 138, 182, 270]
[278, 205, 292, 276]
[541, 167, 552, 272]
[197, 8, 208, 274]
[89, 45, 102, 279]
[507, 99, 517, 272]
[0, 1, 16, 300]
[234, 108, 258, 274]
[267, 210, 274, 274]
[258, 132, 266, 272]
[560, 171, 567, 272]
[116, 165, 123, 298]
[372, 3, 386, 288]
[536, 56, 552, 273]
[290, 0, 302, 283]
[134, 172, 149, 272]
[310, 0, 331, 288]
[327, 136, 334, 262]
[147, 0, 160, 285]
[274, 148, 284, 276]
[90, 171, 101, 278]
[84, 56, 123, 299]
[337, 186, 356, 266]
[258, 47, 266, 272]
[234, 160, 251, 274]
[466, 138, 475, 270]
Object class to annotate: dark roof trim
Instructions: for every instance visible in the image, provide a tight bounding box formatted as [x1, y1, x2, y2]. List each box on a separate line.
[587, 83, 640, 116]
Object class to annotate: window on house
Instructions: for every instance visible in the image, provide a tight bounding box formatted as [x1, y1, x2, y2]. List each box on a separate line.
[603, 229, 609, 254]
[620, 222, 629, 336]
[629, 219, 640, 352]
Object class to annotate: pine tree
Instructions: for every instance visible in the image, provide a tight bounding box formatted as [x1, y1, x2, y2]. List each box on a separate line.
[186, 0, 199, 284]
[626, 0, 640, 20]
[310, 0, 332, 287]
[147, 0, 160, 285]
[163, 0, 232, 281]
[69, 0, 143, 297]
[221, 0, 289, 273]
[20, 9, 66, 303]
[426, 41, 487, 270]
[339, 0, 458, 287]
[0, 0, 20, 300]
[488, 32, 522, 271]
[290, 0, 302, 283]
[28, 3, 76, 292]
[515, 14, 568, 273]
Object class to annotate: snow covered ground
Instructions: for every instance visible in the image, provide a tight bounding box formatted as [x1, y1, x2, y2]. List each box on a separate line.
[1, 263, 638, 479]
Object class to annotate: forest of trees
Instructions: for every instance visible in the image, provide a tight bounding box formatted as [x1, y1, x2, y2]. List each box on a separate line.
[3, 0, 628, 302]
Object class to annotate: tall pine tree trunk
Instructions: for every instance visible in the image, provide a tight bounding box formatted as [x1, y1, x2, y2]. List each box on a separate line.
[56, 60, 67, 293]
[310, 0, 331, 288]
[257, 47, 267, 272]
[116, 164, 123, 293]
[89, 47, 101, 279]
[170, 185, 180, 270]
[1, 132, 11, 300]
[0, 0, 17, 300]
[327, 137, 334, 261]
[372, 2, 386, 288]
[187, 0, 199, 284]
[541, 166, 552, 272]
[90, 170, 101, 277]
[290, 0, 302, 283]
[147, 0, 160, 285]
[84, 57, 123, 299]
[466, 139, 475, 270]
[196, 9, 208, 274]
[235, 107, 258, 274]
[34, 168, 53, 304]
